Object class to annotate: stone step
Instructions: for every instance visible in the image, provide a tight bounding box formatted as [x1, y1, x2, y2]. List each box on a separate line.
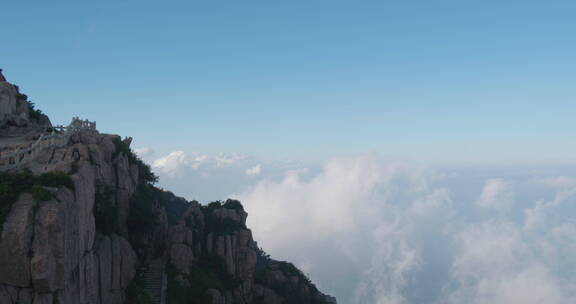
[141, 259, 166, 304]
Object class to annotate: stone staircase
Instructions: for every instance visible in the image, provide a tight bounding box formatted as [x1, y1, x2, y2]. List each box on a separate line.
[142, 258, 167, 304]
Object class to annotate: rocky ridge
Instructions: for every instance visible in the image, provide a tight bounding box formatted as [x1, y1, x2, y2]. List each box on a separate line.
[0, 80, 336, 304]
[0, 82, 50, 132]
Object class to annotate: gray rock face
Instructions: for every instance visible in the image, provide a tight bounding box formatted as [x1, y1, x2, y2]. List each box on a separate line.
[169, 224, 193, 245]
[212, 207, 248, 225]
[168, 223, 195, 274]
[0, 132, 336, 304]
[253, 284, 285, 304]
[0, 285, 18, 304]
[72, 164, 97, 255]
[0, 129, 141, 304]
[208, 209, 256, 281]
[235, 229, 257, 280]
[0, 83, 50, 130]
[170, 243, 194, 274]
[0, 83, 28, 127]
[96, 234, 137, 304]
[114, 156, 138, 236]
[31, 200, 64, 292]
[165, 203, 336, 304]
[0, 194, 35, 287]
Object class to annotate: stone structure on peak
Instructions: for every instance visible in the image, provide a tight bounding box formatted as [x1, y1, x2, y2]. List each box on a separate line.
[0, 76, 99, 171]
[68, 117, 96, 132]
[0, 116, 97, 171]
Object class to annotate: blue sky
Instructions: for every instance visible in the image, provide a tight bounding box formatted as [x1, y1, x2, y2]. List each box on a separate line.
[2, 1, 576, 164]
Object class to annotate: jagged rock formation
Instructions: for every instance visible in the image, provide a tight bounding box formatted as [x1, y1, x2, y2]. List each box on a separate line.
[0, 132, 139, 303]
[163, 199, 337, 304]
[0, 82, 336, 304]
[0, 83, 27, 126]
[0, 82, 51, 132]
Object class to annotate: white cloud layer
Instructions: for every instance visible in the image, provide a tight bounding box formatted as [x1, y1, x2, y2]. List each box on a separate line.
[143, 149, 576, 303]
[152, 151, 190, 175]
[475, 178, 514, 212]
[245, 164, 262, 176]
[444, 222, 571, 304]
[214, 152, 247, 167]
[151, 151, 248, 176]
[541, 176, 576, 188]
[147, 150, 295, 202]
[230, 155, 576, 304]
[134, 147, 155, 159]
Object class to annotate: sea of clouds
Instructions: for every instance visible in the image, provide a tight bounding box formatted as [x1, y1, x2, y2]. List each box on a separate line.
[137, 148, 576, 304]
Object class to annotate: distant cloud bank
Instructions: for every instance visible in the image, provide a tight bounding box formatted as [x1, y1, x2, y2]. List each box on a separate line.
[233, 156, 576, 304]
[136, 149, 576, 303]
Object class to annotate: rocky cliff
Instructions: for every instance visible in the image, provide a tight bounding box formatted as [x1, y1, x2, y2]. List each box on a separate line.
[0, 81, 336, 304]
[0, 83, 50, 133]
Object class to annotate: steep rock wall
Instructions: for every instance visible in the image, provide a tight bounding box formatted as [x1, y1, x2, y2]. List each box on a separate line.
[0, 82, 336, 304]
[0, 133, 138, 304]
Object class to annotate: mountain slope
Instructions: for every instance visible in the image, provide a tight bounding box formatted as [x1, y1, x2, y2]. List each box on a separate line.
[0, 81, 336, 304]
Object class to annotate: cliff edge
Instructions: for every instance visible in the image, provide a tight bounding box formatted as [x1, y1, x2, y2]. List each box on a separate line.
[0, 81, 336, 304]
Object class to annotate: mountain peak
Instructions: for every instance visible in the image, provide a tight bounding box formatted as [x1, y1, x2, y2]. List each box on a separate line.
[0, 79, 336, 304]
[0, 82, 51, 134]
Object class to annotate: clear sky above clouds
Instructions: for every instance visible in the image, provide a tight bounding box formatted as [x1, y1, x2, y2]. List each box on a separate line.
[2, 0, 576, 164]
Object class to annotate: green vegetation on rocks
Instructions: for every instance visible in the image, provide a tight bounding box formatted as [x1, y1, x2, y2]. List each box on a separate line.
[166, 255, 240, 304]
[202, 200, 246, 236]
[223, 199, 243, 210]
[14, 85, 44, 122]
[166, 265, 223, 304]
[111, 136, 161, 238]
[112, 137, 158, 185]
[0, 170, 73, 233]
[94, 184, 118, 235]
[127, 184, 160, 236]
[203, 199, 244, 212]
[126, 277, 154, 304]
[254, 260, 329, 304]
[157, 190, 195, 225]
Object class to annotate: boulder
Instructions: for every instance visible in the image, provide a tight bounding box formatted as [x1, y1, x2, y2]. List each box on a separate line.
[169, 224, 193, 245]
[0, 83, 50, 129]
[170, 243, 193, 274]
[212, 208, 247, 225]
[253, 284, 284, 304]
[96, 234, 136, 304]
